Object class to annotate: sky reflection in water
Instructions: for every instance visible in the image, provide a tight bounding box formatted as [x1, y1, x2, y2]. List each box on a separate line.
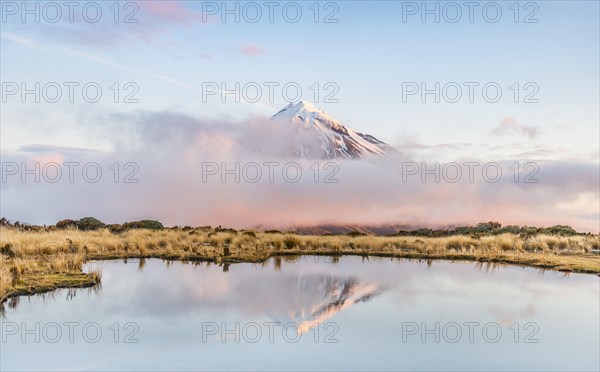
[1, 257, 598, 371]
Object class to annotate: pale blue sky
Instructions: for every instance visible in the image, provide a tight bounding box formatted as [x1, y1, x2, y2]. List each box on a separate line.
[1, 1, 599, 230]
[1, 0, 599, 161]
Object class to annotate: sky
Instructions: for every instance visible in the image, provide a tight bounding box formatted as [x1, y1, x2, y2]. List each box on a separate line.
[0, 1, 599, 230]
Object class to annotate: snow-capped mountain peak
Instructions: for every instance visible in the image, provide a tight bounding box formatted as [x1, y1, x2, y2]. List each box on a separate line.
[272, 101, 343, 129]
[274, 100, 323, 117]
[271, 101, 396, 159]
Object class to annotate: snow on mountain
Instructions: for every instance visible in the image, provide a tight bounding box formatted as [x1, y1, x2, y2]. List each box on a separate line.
[271, 101, 396, 159]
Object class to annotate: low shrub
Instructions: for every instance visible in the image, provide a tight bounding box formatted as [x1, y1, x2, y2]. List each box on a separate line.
[56, 219, 77, 229]
[76, 217, 105, 231]
[122, 220, 164, 230]
[346, 231, 366, 237]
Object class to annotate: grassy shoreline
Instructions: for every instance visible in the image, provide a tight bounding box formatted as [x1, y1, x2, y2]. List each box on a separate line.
[1, 227, 599, 303]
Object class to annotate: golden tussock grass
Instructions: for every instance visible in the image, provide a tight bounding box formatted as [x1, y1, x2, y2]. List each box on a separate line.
[0, 227, 598, 302]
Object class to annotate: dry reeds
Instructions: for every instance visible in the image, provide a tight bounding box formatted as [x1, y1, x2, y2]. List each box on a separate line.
[1, 227, 598, 302]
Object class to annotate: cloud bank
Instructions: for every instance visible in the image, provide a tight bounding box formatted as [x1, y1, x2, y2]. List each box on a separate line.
[1, 110, 598, 232]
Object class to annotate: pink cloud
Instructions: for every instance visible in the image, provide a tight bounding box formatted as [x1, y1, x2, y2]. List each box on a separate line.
[139, 1, 202, 26]
[241, 44, 264, 56]
[492, 117, 541, 139]
[19, 1, 204, 47]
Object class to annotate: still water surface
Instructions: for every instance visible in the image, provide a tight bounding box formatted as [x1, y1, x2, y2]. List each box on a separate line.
[1, 257, 599, 371]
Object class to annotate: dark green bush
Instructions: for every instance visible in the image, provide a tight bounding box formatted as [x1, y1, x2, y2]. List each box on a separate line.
[76, 217, 105, 231]
[122, 220, 164, 230]
[215, 227, 238, 234]
[397, 222, 582, 237]
[105, 224, 125, 233]
[265, 230, 283, 234]
[56, 219, 77, 229]
[541, 225, 577, 236]
[346, 231, 366, 237]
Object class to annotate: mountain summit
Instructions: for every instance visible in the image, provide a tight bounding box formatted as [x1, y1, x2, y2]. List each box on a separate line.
[271, 101, 396, 159]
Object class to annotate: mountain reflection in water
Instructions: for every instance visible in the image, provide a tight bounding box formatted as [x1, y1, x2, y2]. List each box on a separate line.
[269, 275, 383, 333]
